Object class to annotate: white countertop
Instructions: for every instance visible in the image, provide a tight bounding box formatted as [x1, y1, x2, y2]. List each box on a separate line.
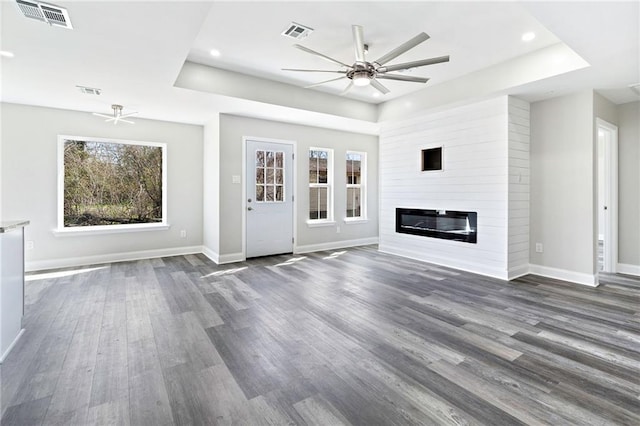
[0, 220, 30, 233]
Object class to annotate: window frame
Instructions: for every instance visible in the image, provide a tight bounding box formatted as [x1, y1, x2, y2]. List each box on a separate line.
[345, 151, 367, 222]
[307, 147, 334, 225]
[56, 135, 168, 235]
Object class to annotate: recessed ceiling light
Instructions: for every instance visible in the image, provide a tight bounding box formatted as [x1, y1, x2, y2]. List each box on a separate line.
[522, 32, 536, 42]
[209, 49, 221, 57]
[372, 92, 381, 98]
[0, 50, 15, 58]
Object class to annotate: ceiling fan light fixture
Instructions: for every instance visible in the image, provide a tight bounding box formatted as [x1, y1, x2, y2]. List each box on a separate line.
[352, 72, 371, 87]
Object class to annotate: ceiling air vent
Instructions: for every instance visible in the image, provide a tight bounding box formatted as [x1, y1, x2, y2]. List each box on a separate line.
[281, 22, 313, 40]
[15, 0, 73, 29]
[76, 85, 101, 96]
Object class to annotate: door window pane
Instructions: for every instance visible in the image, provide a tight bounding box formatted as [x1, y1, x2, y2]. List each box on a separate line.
[256, 150, 285, 203]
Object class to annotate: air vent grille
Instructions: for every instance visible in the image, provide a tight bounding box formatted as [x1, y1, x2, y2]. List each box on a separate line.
[76, 85, 101, 96]
[16, 0, 45, 22]
[15, 0, 73, 29]
[281, 22, 313, 40]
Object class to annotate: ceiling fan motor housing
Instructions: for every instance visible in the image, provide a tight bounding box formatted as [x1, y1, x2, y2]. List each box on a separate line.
[347, 62, 375, 83]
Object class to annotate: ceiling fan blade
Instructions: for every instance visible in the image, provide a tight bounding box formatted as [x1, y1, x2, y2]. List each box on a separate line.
[92, 112, 113, 119]
[374, 32, 430, 66]
[370, 79, 390, 94]
[119, 112, 138, 119]
[352, 25, 366, 63]
[282, 68, 346, 73]
[305, 76, 347, 88]
[376, 74, 430, 83]
[377, 55, 450, 73]
[294, 44, 350, 68]
[117, 118, 135, 125]
[339, 81, 354, 96]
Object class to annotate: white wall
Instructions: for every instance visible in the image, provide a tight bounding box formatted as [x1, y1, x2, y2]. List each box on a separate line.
[202, 115, 220, 261]
[216, 114, 379, 260]
[529, 90, 595, 285]
[379, 96, 526, 279]
[1, 103, 204, 271]
[507, 97, 531, 278]
[617, 101, 640, 272]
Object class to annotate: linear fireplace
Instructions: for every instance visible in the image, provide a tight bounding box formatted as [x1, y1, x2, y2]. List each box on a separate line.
[396, 208, 477, 243]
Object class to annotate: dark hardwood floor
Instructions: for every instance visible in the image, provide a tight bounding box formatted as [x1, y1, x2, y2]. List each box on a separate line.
[1, 246, 639, 425]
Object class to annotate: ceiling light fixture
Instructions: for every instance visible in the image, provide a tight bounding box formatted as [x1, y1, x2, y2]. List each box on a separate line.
[92, 104, 137, 125]
[209, 48, 221, 57]
[0, 50, 15, 58]
[352, 71, 371, 87]
[521, 32, 536, 42]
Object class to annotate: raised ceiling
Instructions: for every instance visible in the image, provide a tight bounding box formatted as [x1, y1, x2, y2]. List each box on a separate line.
[187, 1, 561, 103]
[1, 1, 638, 128]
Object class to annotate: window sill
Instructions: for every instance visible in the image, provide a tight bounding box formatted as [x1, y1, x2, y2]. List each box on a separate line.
[306, 220, 336, 228]
[343, 218, 369, 224]
[53, 223, 170, 237]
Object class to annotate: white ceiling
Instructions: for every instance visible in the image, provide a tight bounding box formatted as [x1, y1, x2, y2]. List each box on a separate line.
[1, 1, 638, 129]
[187, 1, 561, 103]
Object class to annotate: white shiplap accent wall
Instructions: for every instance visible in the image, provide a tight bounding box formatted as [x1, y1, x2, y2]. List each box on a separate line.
[507, 97, 531, 279]
[379, 97, 511, 279]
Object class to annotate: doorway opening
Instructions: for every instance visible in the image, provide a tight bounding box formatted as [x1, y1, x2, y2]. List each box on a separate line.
[596, 118, 618, 274]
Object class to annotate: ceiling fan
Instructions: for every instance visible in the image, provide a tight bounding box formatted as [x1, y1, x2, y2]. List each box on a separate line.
[283, 25, 450, 95]
[92, 104, 137, 124]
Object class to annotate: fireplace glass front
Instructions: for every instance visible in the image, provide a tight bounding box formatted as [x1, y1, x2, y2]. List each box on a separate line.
[396, 208, 477, 243]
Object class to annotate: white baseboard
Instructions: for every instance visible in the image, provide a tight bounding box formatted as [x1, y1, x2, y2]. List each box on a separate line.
[378, 244, 509, 281]
[295, 237, 379, 254]
[25, 245, 203, 272]
[507, 264, 530, 280]
[0, 328, 25, 364]
[617, 263, 640, 277]
[201, 246, 219, 263]
[218, 252, 245, 264]
[528, 264, 598, 287]
[202, 247, 245, 265]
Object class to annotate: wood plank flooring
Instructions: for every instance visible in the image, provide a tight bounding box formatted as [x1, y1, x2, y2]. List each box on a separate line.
[1, 246, 639, 425]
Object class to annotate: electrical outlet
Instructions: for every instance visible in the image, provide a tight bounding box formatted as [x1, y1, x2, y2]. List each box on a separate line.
[180, 230, 187, 238]
[535, 243, 543, 253]
[26, 240, 34, 250]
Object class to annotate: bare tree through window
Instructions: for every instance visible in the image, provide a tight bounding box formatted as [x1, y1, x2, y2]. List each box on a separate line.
[61, 138, 165, 227]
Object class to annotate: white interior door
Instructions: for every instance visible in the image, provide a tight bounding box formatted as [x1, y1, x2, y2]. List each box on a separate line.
[246, 139, 294, 258]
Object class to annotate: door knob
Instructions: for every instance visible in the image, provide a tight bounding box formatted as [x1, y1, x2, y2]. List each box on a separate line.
[247, 207, 253, 211]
